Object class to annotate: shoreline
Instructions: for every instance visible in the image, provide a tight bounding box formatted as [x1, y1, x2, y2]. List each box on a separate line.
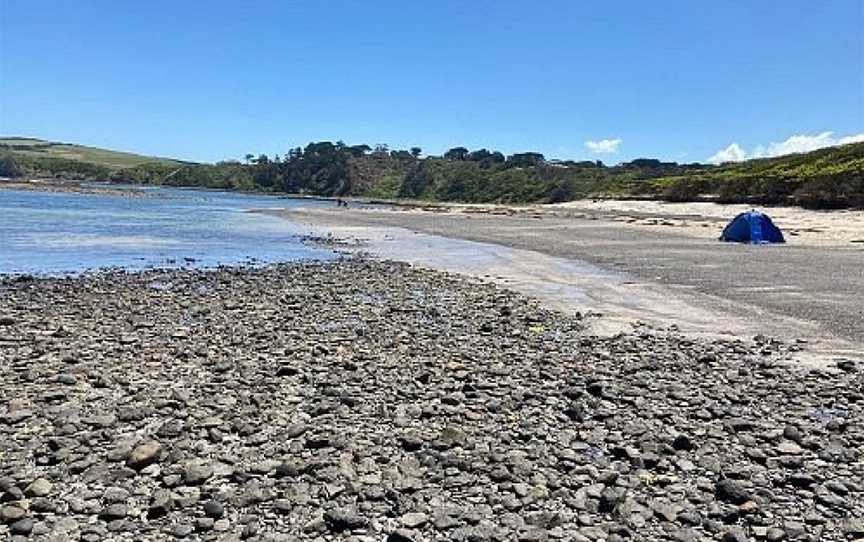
[1, 259, 861, 541]
[0, 179, 154, 198]
[261, 205, 864, 361]
[5, 177, 864, 244]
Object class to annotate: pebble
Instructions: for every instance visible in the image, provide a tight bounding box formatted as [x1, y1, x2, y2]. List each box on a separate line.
[400, 512, 429, 528]
[182, 461, 213, 485]
[203, 500, 224, 518]
[0, 260, 859, 541]
[126, 441, 162, 470]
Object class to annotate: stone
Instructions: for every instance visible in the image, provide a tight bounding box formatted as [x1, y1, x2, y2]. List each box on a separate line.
[25, 478, 53, 497]
[172, 523, 194, 538]
[324, 507, 367, 532]
[273, 499, 292, 514]
[126, 440, 162, 470]
[100, 504, 127, 520]
[203, 500, 224, 518]
[388, 529, 419, 542]
[103, 487, 130, 503]
[434, 511, 462, 530]
[183, 461, 214, 485]
[400, 512, 429, 528]
[715, 479, 751, 504]
[1, 505, 26, 523]
[0, 260, 861, 541]
[723, 527, 748, 542]
[10, 518, 34, 535]
[149, 489, 174, 518]
[844, 519, 864, 537]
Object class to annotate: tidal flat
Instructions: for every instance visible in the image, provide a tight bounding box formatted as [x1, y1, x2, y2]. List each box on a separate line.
[0, 259, 861, 541]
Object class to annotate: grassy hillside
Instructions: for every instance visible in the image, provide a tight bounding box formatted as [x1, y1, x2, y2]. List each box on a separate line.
[1, 136, 862, 208]
[0, 137, 201, 187]
[644, 143, 864, 208]
[0, 137, 186, 169]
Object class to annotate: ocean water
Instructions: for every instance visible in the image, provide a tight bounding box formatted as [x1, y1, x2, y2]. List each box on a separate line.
[0, 185, 337, 275]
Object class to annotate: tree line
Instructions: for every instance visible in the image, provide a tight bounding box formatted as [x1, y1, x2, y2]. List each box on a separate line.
[2, 140, 862, 208]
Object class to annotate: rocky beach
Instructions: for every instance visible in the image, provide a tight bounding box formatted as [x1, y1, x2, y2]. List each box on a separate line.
[0, 180, 153, 199]
[0, 259, 861, 541]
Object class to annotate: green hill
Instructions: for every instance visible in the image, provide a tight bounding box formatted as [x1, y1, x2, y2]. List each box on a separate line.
[0, 137, 187, 169]
[645, 142, 864, 208]
[1, 136, 862, 208]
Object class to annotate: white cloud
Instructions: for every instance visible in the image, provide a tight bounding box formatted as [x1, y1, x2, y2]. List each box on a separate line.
[585, 138, 622, 154]
[707, 143, 747, 164]
[707, 131, 864, 164]
[838, 133, 864, 145]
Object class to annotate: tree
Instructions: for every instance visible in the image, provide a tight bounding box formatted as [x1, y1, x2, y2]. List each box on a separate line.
[506, 152, 545, 168]
[373, 143, 389, 155]
[0, 154, 21, 177]
[444, 147, 469, 161]
[390, 150, 413, 160]
[244, 153, 254, 164]
[400, 162, 434, 198]
[410, 147, 422, 158]
[348, 144, 371, 157]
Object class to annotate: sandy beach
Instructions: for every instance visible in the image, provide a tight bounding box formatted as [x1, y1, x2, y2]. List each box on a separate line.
[551, 200, 864, 248]
[347, 199, 864, 248]
[263, 200, 864, 363]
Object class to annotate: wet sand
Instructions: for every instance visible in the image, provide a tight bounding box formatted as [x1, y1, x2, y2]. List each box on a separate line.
[263, 203, 864, 363]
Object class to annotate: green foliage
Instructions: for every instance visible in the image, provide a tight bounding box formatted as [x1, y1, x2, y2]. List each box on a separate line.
[505, 152, 545, 168]
[399, 162, 435, 198]
[3, 151, 112, 179]
[646, 143, 864, 208]
[0, 153, 22, 177]
[0, 137, 184, 169]
[443, 147, 469, 161]
[3, 135, 862, 209]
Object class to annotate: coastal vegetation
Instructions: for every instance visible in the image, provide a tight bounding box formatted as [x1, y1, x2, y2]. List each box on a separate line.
[2, 136, 862, 208]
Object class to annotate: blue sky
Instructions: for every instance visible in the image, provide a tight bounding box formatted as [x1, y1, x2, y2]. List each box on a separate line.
[1, 1, 862, 164]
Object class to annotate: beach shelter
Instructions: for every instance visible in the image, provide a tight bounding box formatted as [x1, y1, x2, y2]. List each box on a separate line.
[719, 210, 785, 244]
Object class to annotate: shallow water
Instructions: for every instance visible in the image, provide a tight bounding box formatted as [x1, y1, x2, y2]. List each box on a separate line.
[0, 185, 336, 275]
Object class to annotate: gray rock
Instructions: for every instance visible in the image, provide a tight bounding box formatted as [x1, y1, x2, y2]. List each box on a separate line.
[172, 523, 194, 538]
[183, 461, 214, 485]
[24, 478, 53, 498]
[1, 505, 26, 524]
[203, 500, 224, 518]
[126, 440, 162, 470]
[10, 518, 34, 535]
[715, 479, 751, 504]
[400, 512, 429, 528]
[324, 507, 367, 532]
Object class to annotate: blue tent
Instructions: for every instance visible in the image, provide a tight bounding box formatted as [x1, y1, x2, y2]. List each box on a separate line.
[720, 210, 785, 244]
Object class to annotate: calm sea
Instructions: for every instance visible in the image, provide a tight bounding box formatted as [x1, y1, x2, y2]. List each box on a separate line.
[0, 185, 336, 275]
